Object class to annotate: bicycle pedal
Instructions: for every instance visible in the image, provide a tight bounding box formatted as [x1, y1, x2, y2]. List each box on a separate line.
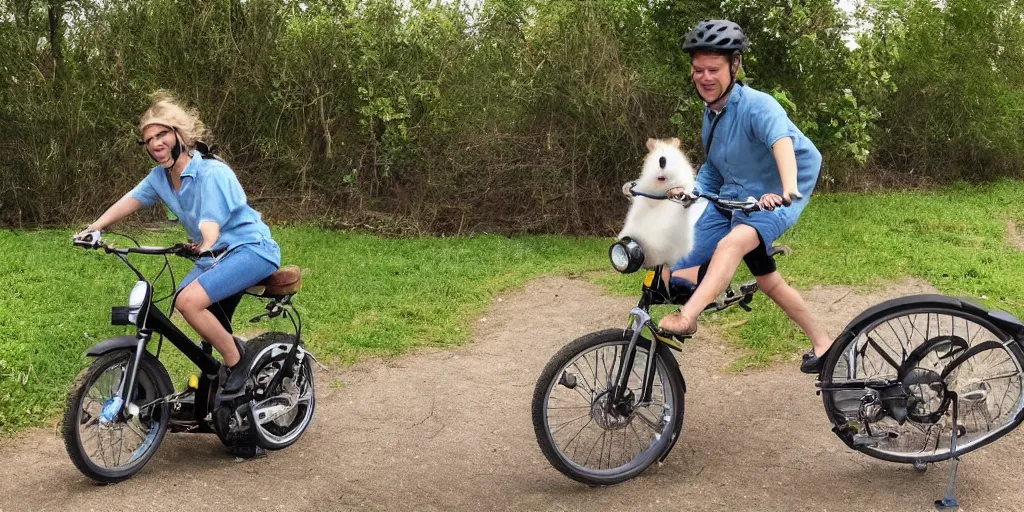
[654, 329, 690, 344]
[170, 394, 196, 422]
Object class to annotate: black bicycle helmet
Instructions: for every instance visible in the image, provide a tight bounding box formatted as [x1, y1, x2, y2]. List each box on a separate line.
[682, 19, 747, 55]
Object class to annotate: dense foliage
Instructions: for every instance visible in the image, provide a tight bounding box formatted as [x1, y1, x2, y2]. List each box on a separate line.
[2, 0, 1021, 232]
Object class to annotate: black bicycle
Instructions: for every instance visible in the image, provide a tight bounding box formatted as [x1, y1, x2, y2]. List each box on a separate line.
[62, 231, 317, 483]
[532, 190, 788, 486]
[534, 189, 1024, 510]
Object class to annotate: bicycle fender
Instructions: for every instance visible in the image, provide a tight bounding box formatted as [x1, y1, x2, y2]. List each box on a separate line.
[658, 344, 686, 463]
[838, 294, 1022, 339]
[85, 335, 142, 357]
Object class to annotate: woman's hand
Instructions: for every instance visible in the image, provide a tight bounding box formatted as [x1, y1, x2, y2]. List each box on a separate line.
[182, 241, 216, 255]
[74, 226, 97, 239]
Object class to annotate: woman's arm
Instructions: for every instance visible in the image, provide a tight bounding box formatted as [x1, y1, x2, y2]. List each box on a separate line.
[758, 137, 804, 210]
[197, 221, 221, 252]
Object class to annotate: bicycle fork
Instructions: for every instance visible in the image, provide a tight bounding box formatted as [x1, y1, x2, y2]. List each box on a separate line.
[611, 307, 685, 463]
[100, 336, 150, 424]
[611, 307, 676, 407]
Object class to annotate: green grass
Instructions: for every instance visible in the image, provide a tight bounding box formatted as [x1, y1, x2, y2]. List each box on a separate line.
[4, 179, 1024, 434]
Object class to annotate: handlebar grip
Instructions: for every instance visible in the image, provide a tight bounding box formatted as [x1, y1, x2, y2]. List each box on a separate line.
[73, 230, 102, 248]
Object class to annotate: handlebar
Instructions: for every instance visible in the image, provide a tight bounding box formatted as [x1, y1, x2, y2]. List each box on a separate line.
[625, 183, 802, 215]
[72, 231, 222, 258]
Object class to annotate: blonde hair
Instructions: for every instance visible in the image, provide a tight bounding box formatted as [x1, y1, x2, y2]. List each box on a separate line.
[138, 90, 209, 149]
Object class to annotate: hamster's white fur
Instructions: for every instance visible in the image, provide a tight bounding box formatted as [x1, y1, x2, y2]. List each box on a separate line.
[618, 138, 698, 269]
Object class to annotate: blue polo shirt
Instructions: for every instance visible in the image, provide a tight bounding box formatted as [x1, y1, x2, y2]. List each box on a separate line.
[129, 152, 281, 266]
[695, 84, 822, 223]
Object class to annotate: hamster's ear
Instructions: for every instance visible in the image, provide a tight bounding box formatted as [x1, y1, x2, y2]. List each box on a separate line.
[646, 138, 658, 152]
[669, 137, 681, 148]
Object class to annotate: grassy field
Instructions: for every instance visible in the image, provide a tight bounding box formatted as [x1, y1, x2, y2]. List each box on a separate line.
[3, 179, 1024, 434]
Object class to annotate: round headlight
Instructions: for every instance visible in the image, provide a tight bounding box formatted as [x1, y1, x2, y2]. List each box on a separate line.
[608, 238, 644, 274]
[128, 281, 150, 309]
[610, 243, 630, 272]
[127, 281, 150, 324]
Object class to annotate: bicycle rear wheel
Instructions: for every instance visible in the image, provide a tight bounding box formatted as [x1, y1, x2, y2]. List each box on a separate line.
[821, 305, 1024, 464]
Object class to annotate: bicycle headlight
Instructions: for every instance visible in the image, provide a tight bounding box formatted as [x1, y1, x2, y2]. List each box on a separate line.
[609, 238, 644, 274]
[127, 281, 150, 324]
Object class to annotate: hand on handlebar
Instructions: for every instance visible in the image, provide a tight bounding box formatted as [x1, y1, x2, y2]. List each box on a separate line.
[73, 228, 102, 248]
[666, 187, 698, 208]
[621, 181, 637, 200]
[758, 190, 803, 211]
[179, 241, 222, 259]
[180, 241, 199, 255]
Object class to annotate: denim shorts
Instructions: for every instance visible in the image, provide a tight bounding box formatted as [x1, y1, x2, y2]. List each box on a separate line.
[178, 244, 279, 303]
[670, 204, 789, 277]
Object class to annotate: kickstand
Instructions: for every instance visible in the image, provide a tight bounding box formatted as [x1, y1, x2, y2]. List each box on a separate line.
[935, 392, 961, 511]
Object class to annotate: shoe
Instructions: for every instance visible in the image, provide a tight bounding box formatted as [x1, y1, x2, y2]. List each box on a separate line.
[217, 362, 249, 401]
[800, 350, 824, 374]
[232, 336, 248, 360]
[216, 336, 250, 396]
[228, 443, 267, 461]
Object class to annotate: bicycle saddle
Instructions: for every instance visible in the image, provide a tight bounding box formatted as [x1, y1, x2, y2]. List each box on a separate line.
[247, 265, 302, 297]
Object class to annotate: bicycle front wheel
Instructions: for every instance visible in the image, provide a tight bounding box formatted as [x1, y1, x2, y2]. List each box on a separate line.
[532, 329, 685, 485]
[61, 350, 172, 482]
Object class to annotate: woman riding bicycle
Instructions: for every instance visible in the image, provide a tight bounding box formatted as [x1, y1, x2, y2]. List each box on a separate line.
[657, 19, 831, 373]
[75, 90, 281, 397]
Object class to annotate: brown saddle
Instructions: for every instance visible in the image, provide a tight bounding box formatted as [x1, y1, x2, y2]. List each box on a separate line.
[247, 264, 303, 297]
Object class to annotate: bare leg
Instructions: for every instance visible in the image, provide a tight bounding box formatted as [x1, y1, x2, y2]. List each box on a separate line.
[755, 271, 832, 356]
[661, 266, 699, 288]
[175, 281, 240, 366]
[669, 266, 700, 284]
[659, 224, 760, 334]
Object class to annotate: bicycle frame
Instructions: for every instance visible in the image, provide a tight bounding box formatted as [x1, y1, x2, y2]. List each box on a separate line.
[609, 265, 686, 407]
[607, 247, 774, 409]
[78, 238, 302, 427]
[606, 193, 777, 421]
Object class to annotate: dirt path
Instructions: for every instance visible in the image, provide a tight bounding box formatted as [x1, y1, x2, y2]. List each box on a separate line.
[2, 277, 1023, 512]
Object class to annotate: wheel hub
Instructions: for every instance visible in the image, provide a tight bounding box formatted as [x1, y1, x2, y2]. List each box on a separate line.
[591, 390, 634, 430]
[903, 368, 949, 423]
